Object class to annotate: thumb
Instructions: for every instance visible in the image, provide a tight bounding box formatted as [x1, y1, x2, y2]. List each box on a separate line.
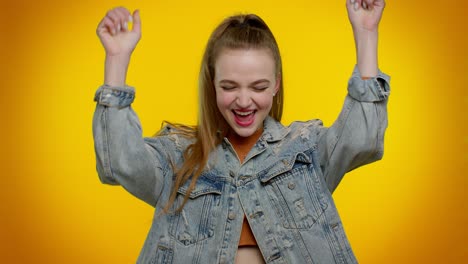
[132, 9, 141, 34]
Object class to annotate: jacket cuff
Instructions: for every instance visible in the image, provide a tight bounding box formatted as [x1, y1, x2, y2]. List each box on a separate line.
[94, 84, 136, 108]
[347, 64, 391, 102]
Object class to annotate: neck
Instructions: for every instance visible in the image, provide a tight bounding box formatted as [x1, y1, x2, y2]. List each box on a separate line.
[227, 127, 264, 146]
[226, 127, 264, 164]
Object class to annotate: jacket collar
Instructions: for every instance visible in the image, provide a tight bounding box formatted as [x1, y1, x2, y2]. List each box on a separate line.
[261, 116, 290, 142]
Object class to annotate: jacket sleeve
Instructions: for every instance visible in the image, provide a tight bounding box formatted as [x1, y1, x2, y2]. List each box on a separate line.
[92, 84, 170, 207]
[318, 65, 391, 193]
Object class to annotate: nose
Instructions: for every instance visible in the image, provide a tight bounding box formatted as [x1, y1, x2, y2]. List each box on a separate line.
[236, 88, 252, 108]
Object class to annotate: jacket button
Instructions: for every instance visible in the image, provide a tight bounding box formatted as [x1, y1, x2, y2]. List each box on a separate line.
[288, 182, 296, 190]
[229, 171, 235, 178]
[239, 175, 249, 180]
[228, 212, 236, 220]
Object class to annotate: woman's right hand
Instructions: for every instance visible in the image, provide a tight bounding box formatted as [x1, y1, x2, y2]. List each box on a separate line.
[96, 7, 141, 58]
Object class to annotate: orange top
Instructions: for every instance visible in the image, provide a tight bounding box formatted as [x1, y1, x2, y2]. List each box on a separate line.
[239, 215, 257, 246]
[227, 128, 263, 247]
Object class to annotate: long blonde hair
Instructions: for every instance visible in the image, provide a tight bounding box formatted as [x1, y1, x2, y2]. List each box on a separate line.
[160, 13, 284, 213]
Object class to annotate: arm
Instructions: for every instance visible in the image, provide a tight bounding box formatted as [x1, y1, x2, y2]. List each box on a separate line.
[318, 67, 390, 193]
[93, 7, 169, 206]
[93, 85, 169, 206]
[347, 0, 386, 77]
[96, 7, 141, 86]
[318, 0, 389, 193]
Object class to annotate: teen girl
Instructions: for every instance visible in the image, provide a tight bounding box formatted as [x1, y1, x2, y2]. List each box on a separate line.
[93, 0, 389, 263]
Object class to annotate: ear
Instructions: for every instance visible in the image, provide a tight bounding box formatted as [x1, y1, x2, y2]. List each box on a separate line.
[274, 74, 281, 95]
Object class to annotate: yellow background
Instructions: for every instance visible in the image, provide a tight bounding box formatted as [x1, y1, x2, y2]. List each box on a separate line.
[2, 0, 466, 263]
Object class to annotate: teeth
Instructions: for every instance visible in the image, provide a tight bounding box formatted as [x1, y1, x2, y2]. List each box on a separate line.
[234, 110, 254, 116]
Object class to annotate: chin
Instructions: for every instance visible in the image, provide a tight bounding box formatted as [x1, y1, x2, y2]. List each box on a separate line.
[234, 130, 254, 138]
[231, 125, 259, 138]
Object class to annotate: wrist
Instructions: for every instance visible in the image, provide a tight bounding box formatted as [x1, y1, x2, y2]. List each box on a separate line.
[104, 54, 131, 87]
[352, 25, 378, 35]
[353, 30, 378, 77]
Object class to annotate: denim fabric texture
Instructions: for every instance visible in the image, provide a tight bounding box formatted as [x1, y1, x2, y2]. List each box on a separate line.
[92, 65, 390, 264]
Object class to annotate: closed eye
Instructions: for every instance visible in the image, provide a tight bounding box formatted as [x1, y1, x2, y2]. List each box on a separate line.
[221, 86, 236, 90]
[253, 86, 269, 91]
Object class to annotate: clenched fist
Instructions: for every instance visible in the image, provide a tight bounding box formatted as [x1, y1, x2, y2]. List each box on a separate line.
[96, 7, 142, 57]
[346, 0, 386, 32]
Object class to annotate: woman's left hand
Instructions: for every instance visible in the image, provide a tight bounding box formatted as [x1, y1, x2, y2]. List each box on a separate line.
[346, 0, 386, 33]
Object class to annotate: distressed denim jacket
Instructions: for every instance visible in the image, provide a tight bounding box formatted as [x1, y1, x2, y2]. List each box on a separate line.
[92, 65, 390, 264]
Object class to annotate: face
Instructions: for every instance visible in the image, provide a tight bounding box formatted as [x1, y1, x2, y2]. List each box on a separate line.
[214, 48, 280, 138]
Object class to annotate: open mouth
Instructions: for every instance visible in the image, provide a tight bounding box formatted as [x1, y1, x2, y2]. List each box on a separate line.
[232, 110, 256, 127]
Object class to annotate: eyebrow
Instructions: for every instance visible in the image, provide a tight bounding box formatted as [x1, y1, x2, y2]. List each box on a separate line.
[219, 79, 271, 86]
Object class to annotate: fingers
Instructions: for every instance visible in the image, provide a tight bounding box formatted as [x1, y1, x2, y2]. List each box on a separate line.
[131, 9, 141, 34]
[348, 0, 376, 11]
[362, 1, 368, 10]
[97, 16, 116, 36]
[103, 7, 134, 36]
[363, 0, 374, 10]
[349, 0, 361, 11]
[375, 0, 386, 9]
[114, 8, 132, 31]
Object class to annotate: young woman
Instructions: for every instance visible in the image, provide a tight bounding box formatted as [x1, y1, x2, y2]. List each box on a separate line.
[93, 0, 389, 263]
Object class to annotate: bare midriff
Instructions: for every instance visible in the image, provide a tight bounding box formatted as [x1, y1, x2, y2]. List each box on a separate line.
[235, 246, 265, 264]
[236, 216, 265, 263]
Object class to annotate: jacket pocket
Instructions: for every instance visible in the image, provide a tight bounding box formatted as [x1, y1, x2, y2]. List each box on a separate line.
[151, 244, 174, 264]
[260, 152, 328, 229]
[169, 175, 223, 246]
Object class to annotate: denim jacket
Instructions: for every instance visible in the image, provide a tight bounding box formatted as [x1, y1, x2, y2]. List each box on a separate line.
[92, 65, 390, 264]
